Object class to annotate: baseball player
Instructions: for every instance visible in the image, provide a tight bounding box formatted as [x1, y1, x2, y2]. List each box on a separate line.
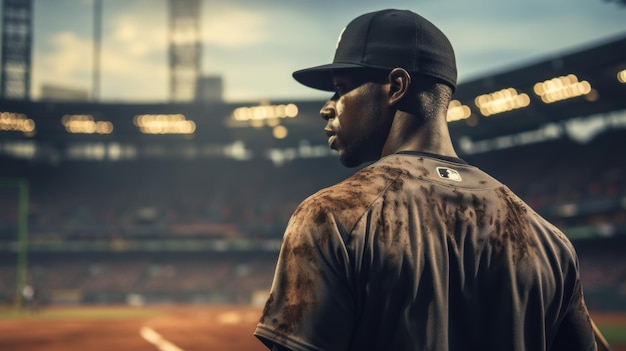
[255, 9, 600, 351]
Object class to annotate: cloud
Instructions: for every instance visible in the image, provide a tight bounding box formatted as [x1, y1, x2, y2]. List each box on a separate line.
[202, 9, 269, 48]
[32, 31, 93, 97]
[32, 11, 169, 101]
[99, 14, 168, 100]
[105, 14, 167, 69]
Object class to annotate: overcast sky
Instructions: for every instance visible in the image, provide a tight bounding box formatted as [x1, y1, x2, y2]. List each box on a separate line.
[23, 0, 626, 102]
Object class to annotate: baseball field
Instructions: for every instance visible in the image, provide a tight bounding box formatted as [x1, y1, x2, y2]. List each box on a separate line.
[0, 305, 625, 351]
[0, 305, 265, 351]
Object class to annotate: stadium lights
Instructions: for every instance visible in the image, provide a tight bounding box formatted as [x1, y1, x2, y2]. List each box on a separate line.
[446, 100, 472, 122]
[62, 114, 113, 134]
[231, 103, 298, 126]
[272, 125, 288, 139]
[618, 69, 626, 84]
[474, 88, 530, 117]
[133, 114, 196, 134]
[0, 111, 36, 134]
[533, 74, 592, 103]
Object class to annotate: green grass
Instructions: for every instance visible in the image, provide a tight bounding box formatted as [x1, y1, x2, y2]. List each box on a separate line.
[0, 306, 163, 320]
[597, 323, 626, 345]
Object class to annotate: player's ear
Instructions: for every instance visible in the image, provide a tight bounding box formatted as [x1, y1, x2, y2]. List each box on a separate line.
[387, 68, 411, 106]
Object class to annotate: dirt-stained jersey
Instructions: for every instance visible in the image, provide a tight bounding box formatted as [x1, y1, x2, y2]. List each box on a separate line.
[255, 151, 597, 351]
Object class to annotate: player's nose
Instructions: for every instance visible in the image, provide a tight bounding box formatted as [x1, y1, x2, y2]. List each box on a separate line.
[320, 98, 336, 121]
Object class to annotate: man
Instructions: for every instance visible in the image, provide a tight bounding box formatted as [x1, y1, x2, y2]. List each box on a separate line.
[254, 9, 598, 351]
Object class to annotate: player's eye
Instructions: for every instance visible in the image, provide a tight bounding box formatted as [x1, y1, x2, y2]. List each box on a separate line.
[333, 83, 344, 95]
[333, 83, 351, 97]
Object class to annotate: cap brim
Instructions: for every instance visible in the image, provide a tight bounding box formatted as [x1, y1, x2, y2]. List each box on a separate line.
[292, 63, 367, 91]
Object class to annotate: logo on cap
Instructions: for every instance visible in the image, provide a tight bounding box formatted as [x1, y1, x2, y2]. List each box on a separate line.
[336, 27, 346, 49]
[437, 167, 462, 182]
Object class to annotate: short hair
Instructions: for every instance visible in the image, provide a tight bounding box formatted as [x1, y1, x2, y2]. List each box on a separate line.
[403, 74, 453, 121]
[410, 74, 453, 102]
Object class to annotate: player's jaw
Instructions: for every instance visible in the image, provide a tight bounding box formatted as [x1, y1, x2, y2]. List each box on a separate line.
[321, 79, 391, 167]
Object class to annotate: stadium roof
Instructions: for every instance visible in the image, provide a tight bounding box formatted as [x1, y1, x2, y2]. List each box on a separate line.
[448, 33, 626, 141]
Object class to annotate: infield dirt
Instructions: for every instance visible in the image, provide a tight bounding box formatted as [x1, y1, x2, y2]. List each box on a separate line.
[0, 306, 624, 351]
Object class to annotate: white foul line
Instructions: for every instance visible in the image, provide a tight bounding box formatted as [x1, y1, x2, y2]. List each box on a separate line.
[140, 326, 185, 351]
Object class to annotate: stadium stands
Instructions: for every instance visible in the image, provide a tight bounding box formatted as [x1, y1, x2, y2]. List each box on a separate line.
[1, 130, 624, 241]
[0, 128, 625, 309]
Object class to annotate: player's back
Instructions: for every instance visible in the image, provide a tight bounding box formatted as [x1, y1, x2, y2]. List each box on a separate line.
[256, 151, 597, 351]
[331, 152, 596, 351]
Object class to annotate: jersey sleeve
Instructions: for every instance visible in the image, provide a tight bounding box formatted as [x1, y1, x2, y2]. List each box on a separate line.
[254, 197, 356, 351]
[550, 259, 598, 351]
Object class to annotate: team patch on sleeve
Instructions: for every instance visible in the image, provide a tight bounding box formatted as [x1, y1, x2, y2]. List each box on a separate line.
[436, 167, 462, 182]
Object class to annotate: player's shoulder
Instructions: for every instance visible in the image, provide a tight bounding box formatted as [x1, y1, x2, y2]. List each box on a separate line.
[290, 159, 402, 229]
[294, 169, 384, 218]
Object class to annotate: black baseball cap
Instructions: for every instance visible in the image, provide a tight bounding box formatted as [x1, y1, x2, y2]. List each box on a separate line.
[292, 9, 457, 92]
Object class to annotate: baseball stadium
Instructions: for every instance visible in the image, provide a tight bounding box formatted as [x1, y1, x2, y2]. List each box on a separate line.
[1, 1, 626, 350]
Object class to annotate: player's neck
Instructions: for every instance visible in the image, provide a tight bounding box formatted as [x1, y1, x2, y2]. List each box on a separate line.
[381, 112, 458, 159]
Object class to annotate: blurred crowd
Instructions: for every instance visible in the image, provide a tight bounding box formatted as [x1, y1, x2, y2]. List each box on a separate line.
[0, 156, 353, 241]
[0, 129, 625, 308]
[1, 132, 624, 242]
[0, 251, 277, 305]
[0, 239, 623, 309]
